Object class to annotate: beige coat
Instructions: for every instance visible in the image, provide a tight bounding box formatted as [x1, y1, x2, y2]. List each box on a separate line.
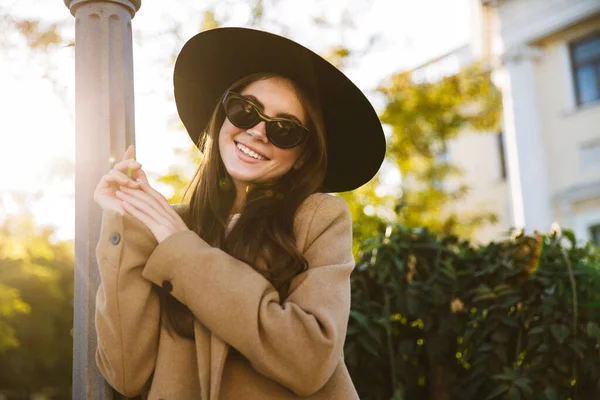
[94, 192, 360, 399]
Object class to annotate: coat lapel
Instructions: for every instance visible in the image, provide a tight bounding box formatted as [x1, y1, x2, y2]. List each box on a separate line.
[193, 320, 212, 400]
[193, 315, 230, 400]
[209, 334, 229, 400]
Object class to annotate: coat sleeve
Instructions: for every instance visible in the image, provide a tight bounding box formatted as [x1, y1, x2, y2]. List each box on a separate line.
[94, 209, 160, 397]
[141, 194, 355, 396]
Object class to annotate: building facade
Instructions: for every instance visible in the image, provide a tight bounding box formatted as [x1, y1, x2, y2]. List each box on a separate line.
[486, 0, 600, 245]
[411, 0, 600, 245]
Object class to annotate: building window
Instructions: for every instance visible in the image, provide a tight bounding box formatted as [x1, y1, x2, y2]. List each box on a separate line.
[570, 32, 600, 106]
[590, 224, 600, 247]
[497, 131, 507, 180]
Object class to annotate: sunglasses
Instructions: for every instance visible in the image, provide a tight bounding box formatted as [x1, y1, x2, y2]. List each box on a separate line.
[221, 91, 310, 149]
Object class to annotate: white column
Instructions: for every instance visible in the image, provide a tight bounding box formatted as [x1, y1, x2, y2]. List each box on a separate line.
[64, 1, 141, 398]
[500, 44, 553, 233]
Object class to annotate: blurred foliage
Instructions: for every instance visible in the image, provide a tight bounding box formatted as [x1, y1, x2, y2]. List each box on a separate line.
[377, 64, 503, 238]
[200, 10, 219, 32]
[338, 64, 504, 256]
[12, 19, 63, 50]
[153, 145, 202, 205]
[0, 8, 68, 51]
[0, 282, 30, 352]
[0, 211, 74, 397]
[345, 224, 600, 400]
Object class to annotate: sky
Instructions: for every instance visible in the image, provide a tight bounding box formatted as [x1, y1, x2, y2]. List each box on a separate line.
[0, 0, 474, 241]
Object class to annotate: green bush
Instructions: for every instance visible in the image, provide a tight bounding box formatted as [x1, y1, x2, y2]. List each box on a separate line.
[345, 224, 600, 400]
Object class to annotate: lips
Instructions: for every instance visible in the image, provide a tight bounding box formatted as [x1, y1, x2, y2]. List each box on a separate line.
[235, 141, 270, 160]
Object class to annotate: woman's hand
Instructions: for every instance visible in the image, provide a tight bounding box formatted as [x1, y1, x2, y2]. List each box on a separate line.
[115, 179, 190, 244]
[94, 144, 145, 215]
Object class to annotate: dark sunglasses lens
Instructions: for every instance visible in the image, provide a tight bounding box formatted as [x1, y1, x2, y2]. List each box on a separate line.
[268, 121, 304, 148]
[226, 98, 259, 128]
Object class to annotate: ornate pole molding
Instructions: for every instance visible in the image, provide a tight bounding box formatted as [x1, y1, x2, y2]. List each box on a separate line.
[64, 1, 141, 398]
[480, 0, 505, 8]
[65, 0, 141, 16]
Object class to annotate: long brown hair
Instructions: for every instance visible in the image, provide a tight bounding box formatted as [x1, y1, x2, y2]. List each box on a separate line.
[156, 73, 328, 339]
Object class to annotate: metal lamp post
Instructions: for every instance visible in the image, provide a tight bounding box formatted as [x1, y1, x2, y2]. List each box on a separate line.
[63, 1, 141, 398]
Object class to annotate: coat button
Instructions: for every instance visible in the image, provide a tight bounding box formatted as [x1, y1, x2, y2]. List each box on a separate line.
[162, 280, 173, 292]
[110, 232, 121, 245]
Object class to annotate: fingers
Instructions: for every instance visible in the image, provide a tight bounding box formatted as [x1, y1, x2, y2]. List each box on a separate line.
[104, 169, 141, 189]
[117, 187, 171, 226]
[121, 200, 158, 236]
[113, 158, 142, 174]
[136, 181, 172, 212]
[134, 167, 150, 184]
[118, 185, 169, 219]
[122, 144, 135, 162]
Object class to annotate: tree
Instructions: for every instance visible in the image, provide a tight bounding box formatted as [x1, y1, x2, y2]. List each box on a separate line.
[377, 63, 503, 237]
[0, 210, 74, 397]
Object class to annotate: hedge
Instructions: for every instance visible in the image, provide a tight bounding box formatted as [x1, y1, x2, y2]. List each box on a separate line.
[345, 225, 600, 400]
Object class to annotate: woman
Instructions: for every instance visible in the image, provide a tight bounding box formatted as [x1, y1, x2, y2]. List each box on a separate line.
[93, 27, 385, 400]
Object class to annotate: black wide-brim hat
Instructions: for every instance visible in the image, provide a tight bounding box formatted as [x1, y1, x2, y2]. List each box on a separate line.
[173, 27, 385, 193]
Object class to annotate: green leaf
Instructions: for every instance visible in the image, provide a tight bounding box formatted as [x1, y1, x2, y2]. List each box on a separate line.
[528, 326, 545, 335]
[537, 343, 549, 353]
[478, 343, 494, 352]
[491, 330, 510, 343]
[493, 372, 516, 381]
[550, 324, 570, 344]
[514, 378, 532, 394]
[586, 322, 600, 341]
[349, 310, 369, 327]
[543, 386, 558, 400]
[407, 294, 420, 316]
[562, 229, 576, 247]
[473, 293, 498, 302]
[469, 285, 493, 296]
[357, 335, 379, 357]
[501, 318, 519, 329]
[508, 386, 521, 400]
[484, 383, 510, 400]
[392, 256, 405, 273]
[493, 283, 512, 293]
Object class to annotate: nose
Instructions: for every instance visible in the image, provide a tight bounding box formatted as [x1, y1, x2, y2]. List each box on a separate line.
[247, 120, 268, 143]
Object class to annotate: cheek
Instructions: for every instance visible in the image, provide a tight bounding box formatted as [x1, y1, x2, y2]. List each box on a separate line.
[272, 146, 303, 168]
[219, 121, 238, 148]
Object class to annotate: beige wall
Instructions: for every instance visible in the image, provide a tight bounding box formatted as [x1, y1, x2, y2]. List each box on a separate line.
[445, 131, 512, 243]
[533, 15, 600, 233]
[572, 197, 600, 244]
[449, 5, 600, 243]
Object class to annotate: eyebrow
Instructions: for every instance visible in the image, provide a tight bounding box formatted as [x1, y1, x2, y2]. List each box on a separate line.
[243, 94, 304, 125]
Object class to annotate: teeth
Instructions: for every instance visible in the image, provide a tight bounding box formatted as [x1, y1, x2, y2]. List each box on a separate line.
[237, 143, 266, 160]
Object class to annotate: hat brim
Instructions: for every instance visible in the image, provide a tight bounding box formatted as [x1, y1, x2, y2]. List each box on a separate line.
[173, 27, 385, 193]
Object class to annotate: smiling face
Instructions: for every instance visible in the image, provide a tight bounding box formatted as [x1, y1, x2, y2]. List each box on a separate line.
[218, 76, 307, 193]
